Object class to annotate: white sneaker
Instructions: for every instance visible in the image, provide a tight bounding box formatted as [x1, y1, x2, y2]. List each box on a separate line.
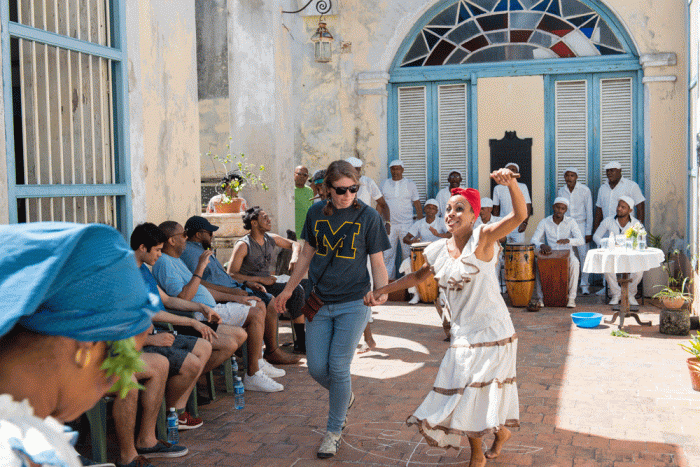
[537, 300, 544, 308]
[258, 358, 285, 378]
[629, 296, 639, 306]
[408, 294, 420, 305]
[609, 296, 620, 305]
[567, 298, 576, 308]
[244, 371, 284, 392]
[317, 431, 342, 459]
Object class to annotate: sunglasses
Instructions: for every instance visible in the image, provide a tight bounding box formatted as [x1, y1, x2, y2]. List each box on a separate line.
[331, 184, 359, 195]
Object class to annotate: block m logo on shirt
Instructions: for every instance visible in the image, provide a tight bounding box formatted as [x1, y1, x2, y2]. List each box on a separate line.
[314, 221, 361, 259]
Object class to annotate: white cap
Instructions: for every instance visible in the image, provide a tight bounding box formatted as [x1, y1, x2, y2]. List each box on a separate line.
[618, 195, 634, 209]
[563, 167, 579, 176]
[553, 197, 569, 207]
[604, 161, 622, 170]
[345, 157, 363, 168]
[448, 170, 463, 178]
[424, 198, 438, 208]
[505, 162, 520, 172]
[390, 160, 404, 168]
[480, 197, 493, 208]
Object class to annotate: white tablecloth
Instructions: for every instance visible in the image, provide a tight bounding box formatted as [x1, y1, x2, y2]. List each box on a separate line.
[582, 247, 664, 275]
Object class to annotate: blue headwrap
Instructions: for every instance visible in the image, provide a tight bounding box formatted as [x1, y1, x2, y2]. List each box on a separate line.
[0, 222, 159, 342]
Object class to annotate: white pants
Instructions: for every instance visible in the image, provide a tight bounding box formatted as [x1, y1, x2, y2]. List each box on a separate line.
[605, 272, 642, 300]
[574, 222, 590, 288]
[384, 223, 411, 279]
[399, 257, 417, 296]
[536, 253, 579, 302]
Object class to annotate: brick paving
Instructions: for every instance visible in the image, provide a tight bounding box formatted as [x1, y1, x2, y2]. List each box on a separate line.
[147, 295, 700, 466]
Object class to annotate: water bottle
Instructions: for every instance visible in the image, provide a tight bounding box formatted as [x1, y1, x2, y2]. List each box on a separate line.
[231, 357, 238, 375]
[234, 376, 245, 410]
[639, 232, 647, 250]
[166, 407, 179, 444]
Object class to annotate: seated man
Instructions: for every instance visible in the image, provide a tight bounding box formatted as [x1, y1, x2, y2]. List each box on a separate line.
[530, 197, 584, 309]
[592, 196, 643, 306]
[112, 352, 186, 467]
[153, 221, 283, 393]
[225, 207, 307, 354]
[131, 223, 243, 420]
[401, 199, 450, 304]
[180, 216, 300, 366]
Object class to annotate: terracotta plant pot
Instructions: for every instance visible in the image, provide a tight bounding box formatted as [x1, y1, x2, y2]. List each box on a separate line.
[662, 296, 686, 310]
[213, 198, 244, 213]
[687, 358, 700, 392]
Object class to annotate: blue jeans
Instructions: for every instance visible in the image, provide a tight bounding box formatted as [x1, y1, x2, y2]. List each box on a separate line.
[306, 299, 370, 433]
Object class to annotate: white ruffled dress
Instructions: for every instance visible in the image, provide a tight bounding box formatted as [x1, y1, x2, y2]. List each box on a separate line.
[406, 225, 519, 448]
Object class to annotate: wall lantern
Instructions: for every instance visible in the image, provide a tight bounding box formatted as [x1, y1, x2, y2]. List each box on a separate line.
[310, 22, 334, 63]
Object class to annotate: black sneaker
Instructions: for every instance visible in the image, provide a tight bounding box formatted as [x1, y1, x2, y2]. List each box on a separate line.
[136, 440, 188, 459]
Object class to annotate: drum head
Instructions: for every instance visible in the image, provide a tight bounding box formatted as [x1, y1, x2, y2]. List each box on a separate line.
[411, 241, 432, 250]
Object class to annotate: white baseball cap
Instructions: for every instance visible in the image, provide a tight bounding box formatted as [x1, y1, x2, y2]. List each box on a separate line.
[345, 157, 363, 168]
[618, 195, 634, 209]
[390, 160, 404, 168]
[604, 161, 622, 170]
[553, 197, 569, 207]
[480, 197, 494, 208]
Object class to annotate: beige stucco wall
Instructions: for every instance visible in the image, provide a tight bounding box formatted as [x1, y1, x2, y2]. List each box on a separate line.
[477, 76, 545, 239]
[129, 0, 201, 226]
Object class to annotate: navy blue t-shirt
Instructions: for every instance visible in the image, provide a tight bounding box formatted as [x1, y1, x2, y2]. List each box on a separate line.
[302, 200, 390, 303]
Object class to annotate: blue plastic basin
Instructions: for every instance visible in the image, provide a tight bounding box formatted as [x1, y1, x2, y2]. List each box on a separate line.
[571, 312, 603, 328]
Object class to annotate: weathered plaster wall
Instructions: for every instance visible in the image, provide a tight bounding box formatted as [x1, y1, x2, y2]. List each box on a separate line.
[197, 0, 231, 179]
[477, 76, 545, 239]
[131, 1, 201, 225]
[229, 0, 294, 233]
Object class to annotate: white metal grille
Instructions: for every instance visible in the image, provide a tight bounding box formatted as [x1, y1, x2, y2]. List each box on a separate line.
[13, 0, 116, 226]
[438, 84, 468, 190]
[554, 80, 588, 185]
[600, 77, 633, 180]
[397, 86, 428, 200]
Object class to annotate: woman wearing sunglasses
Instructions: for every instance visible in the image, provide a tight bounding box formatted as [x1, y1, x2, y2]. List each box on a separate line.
[275, 160, 390, 459]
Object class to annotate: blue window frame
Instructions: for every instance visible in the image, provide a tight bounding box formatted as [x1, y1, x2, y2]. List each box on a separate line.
[1, 0, 131, 234]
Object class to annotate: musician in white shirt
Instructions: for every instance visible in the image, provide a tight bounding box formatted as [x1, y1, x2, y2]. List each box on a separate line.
[530, 197, 584, 308]
[592, 196, 642, 306]
[594, 161, 645, 232]
[557, 167, 593, 294]
[492, 162, 532, 243]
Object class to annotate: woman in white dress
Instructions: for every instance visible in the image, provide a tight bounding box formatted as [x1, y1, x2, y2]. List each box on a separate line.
[369, 168, 526, 467]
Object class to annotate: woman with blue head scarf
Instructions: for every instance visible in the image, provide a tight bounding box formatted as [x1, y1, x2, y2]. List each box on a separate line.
[0, 223, 159, 467]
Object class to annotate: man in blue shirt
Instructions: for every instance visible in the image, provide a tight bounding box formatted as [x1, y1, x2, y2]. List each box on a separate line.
[154, 220, 286, 393]
[180, 216, 300, 366]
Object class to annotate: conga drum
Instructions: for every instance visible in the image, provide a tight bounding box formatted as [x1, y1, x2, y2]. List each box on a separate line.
[536, 250, 570, 307]
[411, 242, 438, 303]
[504, 243, 535, 307]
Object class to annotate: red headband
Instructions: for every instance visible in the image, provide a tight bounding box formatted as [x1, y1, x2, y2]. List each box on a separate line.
[450, 187, 481, 215]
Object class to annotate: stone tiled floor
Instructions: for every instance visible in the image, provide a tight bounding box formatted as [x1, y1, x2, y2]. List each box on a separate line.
[143, 294, 699, 466]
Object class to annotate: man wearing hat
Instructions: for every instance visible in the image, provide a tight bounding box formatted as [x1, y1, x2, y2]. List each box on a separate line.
[381, 160, 423, 278]
[594, 161, 645, 233]
[557, 167, 593, 294]
[401, 198, 450, 304]
[592, 196, 643, 306]
[310, 169, 328, 203]
[295, 166, 314, 239]
[530, 197, 584, 308]
[346, 157, 390, 224]
[435, 170, 465, 217]
[492, 162, 532, 243]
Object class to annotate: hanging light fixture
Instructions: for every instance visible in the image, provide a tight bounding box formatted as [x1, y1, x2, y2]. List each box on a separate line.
[310, 21, 334, 63]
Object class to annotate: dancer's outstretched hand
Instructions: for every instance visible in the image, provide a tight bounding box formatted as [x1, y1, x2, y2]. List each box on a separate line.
[364, 290, 387, 307]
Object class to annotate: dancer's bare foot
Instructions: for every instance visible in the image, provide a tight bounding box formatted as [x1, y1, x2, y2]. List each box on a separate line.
[468, 437, 486, 467]
[485, 426, 511, 459]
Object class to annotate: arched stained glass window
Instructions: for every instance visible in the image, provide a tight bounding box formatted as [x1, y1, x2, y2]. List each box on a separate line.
[401, 0, 626, 67]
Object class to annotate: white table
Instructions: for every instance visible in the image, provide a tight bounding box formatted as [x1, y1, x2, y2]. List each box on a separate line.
[583, 247, 664, 329]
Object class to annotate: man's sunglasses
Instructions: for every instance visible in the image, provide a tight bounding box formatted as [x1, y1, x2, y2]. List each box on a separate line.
[331, 185, 359, 195]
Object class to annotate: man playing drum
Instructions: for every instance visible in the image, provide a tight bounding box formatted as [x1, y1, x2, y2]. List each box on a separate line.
[401, 199, 450, 304]
[530, 197, 584, 309]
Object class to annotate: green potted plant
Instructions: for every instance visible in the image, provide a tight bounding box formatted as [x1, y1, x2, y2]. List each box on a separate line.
[653, 277, 692, 310]
[206, 139, 268, 214]
[680, 331, 700, 391]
